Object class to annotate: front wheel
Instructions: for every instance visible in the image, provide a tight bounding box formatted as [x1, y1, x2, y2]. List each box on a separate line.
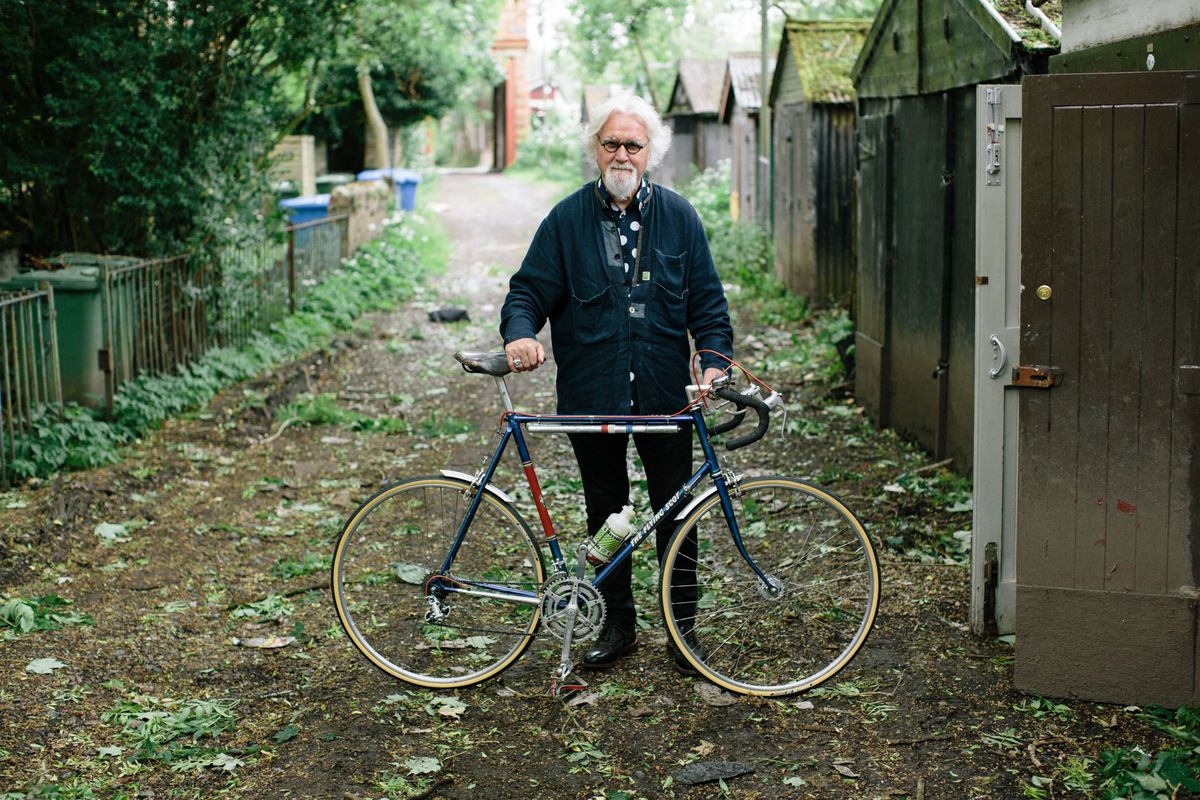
[660, 477, 880, 697]
[332, 476, 545, 689]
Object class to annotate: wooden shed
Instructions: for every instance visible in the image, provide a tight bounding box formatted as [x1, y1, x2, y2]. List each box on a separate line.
[769, 20, 869, 304]
[717, 54, 775, 223]
[851, 0, 1059, 470]
[661, 59, 733, 189]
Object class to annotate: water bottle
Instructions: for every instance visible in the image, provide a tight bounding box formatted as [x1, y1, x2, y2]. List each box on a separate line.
[584, 505, 636, 565]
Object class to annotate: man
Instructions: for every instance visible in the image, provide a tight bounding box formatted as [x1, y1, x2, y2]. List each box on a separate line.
[500, 93, 733, 672]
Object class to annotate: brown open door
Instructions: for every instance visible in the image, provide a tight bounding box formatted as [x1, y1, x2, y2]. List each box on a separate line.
[1016, 71, 1200, 706]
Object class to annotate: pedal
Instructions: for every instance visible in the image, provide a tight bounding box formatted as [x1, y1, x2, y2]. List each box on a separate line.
[549, 671, 589, 699]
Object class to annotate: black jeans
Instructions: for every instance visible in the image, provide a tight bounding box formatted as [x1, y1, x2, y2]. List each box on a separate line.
[568, 425, 698, 634]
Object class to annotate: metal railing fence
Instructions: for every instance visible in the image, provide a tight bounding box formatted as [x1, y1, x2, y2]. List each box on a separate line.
[100, 253, 210, 410]
[0, 286, 62, 486]
[211, 215, 348, 350]
[0, 213, 350, 484]
[102, 214, 349, 405]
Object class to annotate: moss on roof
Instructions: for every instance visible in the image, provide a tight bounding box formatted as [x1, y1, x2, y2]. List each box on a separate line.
[990, 0, 1062, 50]
[785, 20, 872, 104]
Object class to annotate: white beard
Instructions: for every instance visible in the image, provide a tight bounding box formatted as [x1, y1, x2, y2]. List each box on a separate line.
[603, 164, 640, 202]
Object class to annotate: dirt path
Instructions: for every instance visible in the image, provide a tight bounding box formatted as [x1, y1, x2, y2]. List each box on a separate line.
[0, 172, 1176, 800]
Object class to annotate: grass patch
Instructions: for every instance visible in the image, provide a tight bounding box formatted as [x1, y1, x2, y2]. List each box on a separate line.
[275, 393, 412, 434]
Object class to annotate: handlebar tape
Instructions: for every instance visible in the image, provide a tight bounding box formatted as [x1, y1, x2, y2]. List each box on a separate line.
[714, 386, 771, 450]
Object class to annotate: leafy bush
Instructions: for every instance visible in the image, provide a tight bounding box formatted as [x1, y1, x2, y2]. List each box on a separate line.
[0, 1, 348, 257]
[1099, 706, 1200, 799]
[512, 107, 584, 186]
[678, 161, 801, 325]
[8, 405, 130, 480]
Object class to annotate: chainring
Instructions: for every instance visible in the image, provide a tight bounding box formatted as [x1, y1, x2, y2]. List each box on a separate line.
[539, 575, 606, 642]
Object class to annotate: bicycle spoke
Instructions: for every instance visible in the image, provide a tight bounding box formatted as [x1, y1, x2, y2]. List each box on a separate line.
[333, 478, 544, 689]
[661, 478, 879, 696]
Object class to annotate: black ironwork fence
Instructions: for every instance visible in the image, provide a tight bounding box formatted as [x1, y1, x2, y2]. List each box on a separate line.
[0, 213, 350, 484]
[100, 214, 348, 407]
[0, 286, 62, 486]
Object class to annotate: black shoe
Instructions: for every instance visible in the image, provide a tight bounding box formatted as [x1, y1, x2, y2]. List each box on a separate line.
[581, 625, 637, 670]
[667, 631, 706, 676]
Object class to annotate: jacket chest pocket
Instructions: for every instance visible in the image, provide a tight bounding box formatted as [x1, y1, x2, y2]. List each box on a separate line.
[570, 285, 615, 344]
[648, 251, 688, 336]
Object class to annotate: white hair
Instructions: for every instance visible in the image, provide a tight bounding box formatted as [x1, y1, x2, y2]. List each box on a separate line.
[582, 93, 672, 172]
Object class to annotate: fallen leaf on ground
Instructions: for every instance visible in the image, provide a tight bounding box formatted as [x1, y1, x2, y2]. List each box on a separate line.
[694, 682, 738, 706]
[26, 657, 67, 674]
[566, 691, 599, 707]
[234, 636, 296, 649]
[674, 760, 754, 786]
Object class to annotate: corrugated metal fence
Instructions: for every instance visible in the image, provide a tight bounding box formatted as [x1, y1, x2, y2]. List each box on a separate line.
[1, 214, 348, 485]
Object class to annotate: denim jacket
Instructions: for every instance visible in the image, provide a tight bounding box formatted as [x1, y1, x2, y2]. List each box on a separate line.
[500, 180, 733, 415]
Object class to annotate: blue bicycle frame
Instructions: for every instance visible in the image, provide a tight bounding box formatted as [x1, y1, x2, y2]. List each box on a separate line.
[428, 402, 772, 604]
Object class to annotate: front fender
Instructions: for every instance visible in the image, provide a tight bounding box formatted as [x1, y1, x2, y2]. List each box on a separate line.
[440, 470, 515, 504]
[674, 485, 720, 522]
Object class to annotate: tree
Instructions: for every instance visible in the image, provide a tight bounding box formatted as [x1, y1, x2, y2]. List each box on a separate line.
[300, 0, 503, 171]
[564, 0, 691, 109]
[0, 0, 351, 257]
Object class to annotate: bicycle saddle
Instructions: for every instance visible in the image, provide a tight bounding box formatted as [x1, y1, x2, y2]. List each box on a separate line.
[454, 350, 512, 377]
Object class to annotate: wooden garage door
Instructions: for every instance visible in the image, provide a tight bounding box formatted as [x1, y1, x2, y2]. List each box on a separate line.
[1017, 71, 1200, 706]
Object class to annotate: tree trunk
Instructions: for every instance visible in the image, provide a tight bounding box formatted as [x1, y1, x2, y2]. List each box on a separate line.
[358, 62, 390, 169]
[631, 33, 661, 110]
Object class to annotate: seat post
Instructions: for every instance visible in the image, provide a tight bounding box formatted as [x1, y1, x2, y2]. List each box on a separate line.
[495, 376, 514, 413]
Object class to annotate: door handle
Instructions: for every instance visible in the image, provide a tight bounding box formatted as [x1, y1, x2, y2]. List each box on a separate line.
[989, 335, 1007, 379]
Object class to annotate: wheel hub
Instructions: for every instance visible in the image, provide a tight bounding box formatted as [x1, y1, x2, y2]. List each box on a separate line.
[757, 573, 785, 600]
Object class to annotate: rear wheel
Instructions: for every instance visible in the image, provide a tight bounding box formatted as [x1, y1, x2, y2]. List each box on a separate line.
[661, 477, 880, 696]
[332, 476, 544, 688]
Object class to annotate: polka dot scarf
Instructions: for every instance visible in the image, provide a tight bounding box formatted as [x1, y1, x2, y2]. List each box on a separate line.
[597, 175, 651, 287]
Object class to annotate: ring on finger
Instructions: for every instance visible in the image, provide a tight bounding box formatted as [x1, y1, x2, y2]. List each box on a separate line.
[513, 358, 522, 367]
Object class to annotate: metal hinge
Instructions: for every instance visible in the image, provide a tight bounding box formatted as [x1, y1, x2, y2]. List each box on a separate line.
[97, 347, 112, 373]
[985, 87, 1003, 186]
[1010, 365, 1062, 389]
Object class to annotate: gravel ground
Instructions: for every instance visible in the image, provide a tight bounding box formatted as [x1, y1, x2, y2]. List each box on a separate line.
[0, 172, 1177, 800]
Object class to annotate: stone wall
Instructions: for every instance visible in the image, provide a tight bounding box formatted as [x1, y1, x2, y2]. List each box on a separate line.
[329, 180, 392, 255]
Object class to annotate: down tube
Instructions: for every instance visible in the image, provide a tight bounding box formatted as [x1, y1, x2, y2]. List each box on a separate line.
[437, 424, 515, 575]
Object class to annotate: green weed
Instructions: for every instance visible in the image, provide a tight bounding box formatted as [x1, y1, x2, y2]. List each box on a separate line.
[271, 552, 330, 579]
[275, 392, 411, 434]
[0, 595, 92, 636]
[99, 695, 245, 773]
[416, 411, 473, 438]
[229, 594, 293, 622]
[1014, 697, 1074, 720]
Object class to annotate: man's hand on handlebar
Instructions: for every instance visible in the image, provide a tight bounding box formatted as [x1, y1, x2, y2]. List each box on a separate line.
[504, 338, 545, 373]
[701, 367, 726, 389]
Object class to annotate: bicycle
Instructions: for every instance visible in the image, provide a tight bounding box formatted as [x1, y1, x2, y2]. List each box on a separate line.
[331, 349, 880, 698]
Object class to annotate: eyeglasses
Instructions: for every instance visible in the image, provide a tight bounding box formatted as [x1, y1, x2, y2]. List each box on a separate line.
[597, 137, 645, 155]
